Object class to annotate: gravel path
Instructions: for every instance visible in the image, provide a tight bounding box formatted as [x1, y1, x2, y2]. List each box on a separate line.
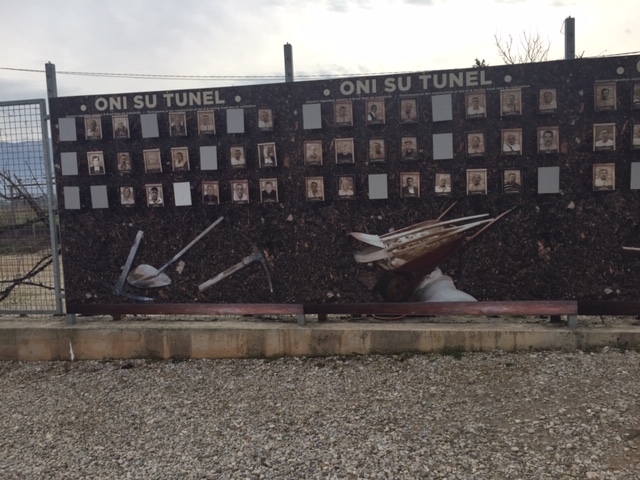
[1, 350, 639, 479]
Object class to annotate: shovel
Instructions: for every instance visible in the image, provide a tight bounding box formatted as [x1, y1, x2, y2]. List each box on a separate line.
[127, 216, 224, 289]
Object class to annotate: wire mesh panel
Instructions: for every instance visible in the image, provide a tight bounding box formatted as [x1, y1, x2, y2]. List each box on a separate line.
[0, 100, 62, 314]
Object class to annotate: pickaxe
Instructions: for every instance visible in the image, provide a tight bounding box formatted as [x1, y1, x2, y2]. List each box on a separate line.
[198, 244, 273, 293]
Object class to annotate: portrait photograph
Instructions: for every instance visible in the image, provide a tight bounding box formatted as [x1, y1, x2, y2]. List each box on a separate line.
[306, 176, 325, 201]
[258, 108, 274, 131]
[145, 184, 164, 207]
[434, 173, 452, 196]
[593, 163, 615, 191]
[467, 132, 486, 157]
[501, 128, 523, 155]
[337, 175, 355, 199]
[334, 101, 353, 127]
[169, 112, 187, 136]
[120, 186, 135, 206]
[260, 178, 279, 203]
[399, 98, 418, 123]
[594, 83, 616, 111]
[503, 169, 522, 195]
[633, 82, 640, 109]
[632, 124, 640, 150]
[538, 88, 558, 113]
[368, 139, 386, 163]
[500, 89, 522, 116]
[593, 123, 616, 151]
[465, 91, 487, 119]
[87, 151, 105, 176]
[229, 146, 246, 168]
[202, 181, 220, 205]
[400, 172, 420, 198]
[117, 152, 132, 174]
[537, 126, 560, 154]
[304, 140, 323, 166]
[467, 169, 487, 195]
[84, 116, 102, 140]
[335, 138, 355, 164]
[197, 110, 216, 134]
[401, 136, 418, 160]
[143, 149, 163, 173]
[112, 115, 130, 139]
[258, 142, 277, 167]
[231, 180, 250, 204]
[171, 147, 190, 172]
[366, 99, 385, 125]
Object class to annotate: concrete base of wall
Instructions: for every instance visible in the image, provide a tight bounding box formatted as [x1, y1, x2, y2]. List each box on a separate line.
[1, 316, 640, 361]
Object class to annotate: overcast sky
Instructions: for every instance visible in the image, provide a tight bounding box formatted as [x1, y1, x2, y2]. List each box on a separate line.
[1, 0, 638, 101]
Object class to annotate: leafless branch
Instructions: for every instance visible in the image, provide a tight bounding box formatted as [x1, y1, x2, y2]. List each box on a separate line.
[494, 30, 551, 65]
[0, 254, 53, 303]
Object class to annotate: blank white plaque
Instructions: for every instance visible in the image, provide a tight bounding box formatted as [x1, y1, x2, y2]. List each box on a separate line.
[432, 94, 453, 122]
[227, 109, 245, 134]
[631, 162, 640, 190]
[368, 174, 388, 200]
[59, 118, 77, 141]
[538, 166, 560, 194]
[433, 133, 454, 160]
[200, 146, 218, 171]
[63, 186, 81, 210]
[90, 185, 109, 209]
[61, 152, 78, 176]
[173, 182, 192, 206]
[141, 114, 159, 138]
[303, 103, 322, 130]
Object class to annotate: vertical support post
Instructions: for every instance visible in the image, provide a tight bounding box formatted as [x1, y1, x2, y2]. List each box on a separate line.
[45, 62, 58, 98]
[296, 314, 306, 326]
[66, 314, 77, 325]
[284, 43, 294, 83]
[564, 16, 575, 60]
[567, 315, 578, 329]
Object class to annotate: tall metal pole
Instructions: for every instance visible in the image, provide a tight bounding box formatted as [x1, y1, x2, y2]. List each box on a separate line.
[284, 43, 294, 83]
[45, 62, 58, 98]
[564, 16, 575, 60]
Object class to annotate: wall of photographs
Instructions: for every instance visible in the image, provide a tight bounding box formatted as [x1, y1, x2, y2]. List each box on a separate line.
[49, 55, 640, 307]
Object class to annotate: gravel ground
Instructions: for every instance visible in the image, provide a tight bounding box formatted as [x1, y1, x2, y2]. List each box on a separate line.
[1, 350, 639, 480]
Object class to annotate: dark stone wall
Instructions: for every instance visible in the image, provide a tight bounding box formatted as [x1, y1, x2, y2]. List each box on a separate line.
[49, 56, 640, 305]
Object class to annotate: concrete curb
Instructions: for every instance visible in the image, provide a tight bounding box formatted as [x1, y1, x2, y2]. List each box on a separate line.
[1, 318, 640, 361]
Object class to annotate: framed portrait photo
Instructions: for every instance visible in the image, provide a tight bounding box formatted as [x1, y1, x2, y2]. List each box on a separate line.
[593, 163, 615, 191]
[117, 152, 132, 174]
[84, 116, 102, 140]
[169, 112, 187, 136]
[171, 147, 190, 172]
[467, 169, 487, 195]
[337, 175, 355, 199]
[500, 89, 522, 116]
[229, 146, 246, 168]
[465, 91, 487, 119]
[202, 181, 220, 205]
[231, 180, 250, 204]
[467, 132, 485, 157]
[197, 110, 216, 135]
[304, 140, 323, 166]
[145, 184, 164, 207]
[366, 99, 385, 125]
[633, 82, 640, 109]
[538, 88, 558, 113]
[260, 178, 279, 203]
[368, 139, 386, 163]
[257, 108, 274, 131]
[632, 124, 640, 150]
[258, 142, 277, 167]
[400, 172, 420, 198]
[143, 149, 162, 173]
[503, 169, 522, 194]
[87, 151, 105, 175]
[120, 186, 135, 206]
[399, 98, 418, 123]
[593, 123, 616, 151]
[306, 176, 325, 201]
[335, 138, 355, 164]
[401, 136, 418, 161]
[537, 126, 559, 154]
[334, 101, 353, 127]
[594, 83, 616, 111]
[501, 128, 523, 155]
[434, 173, 452, 196]
[112, 115, 130, 139]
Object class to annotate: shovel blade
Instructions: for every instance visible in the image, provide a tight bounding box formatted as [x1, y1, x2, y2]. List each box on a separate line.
[127, 264, 172, 289]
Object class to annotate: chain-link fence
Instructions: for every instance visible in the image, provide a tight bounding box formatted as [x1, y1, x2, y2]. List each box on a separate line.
[0, 99, 63, 314]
